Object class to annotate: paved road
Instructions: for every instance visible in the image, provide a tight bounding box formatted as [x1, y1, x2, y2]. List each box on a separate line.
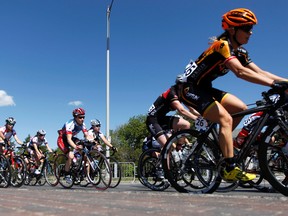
[0, 182, 287, 216]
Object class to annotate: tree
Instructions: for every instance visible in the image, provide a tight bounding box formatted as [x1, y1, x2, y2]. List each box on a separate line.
[111, 114, 148, 163]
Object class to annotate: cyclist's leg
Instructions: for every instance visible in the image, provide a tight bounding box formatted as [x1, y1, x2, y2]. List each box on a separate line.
[218, 92, 247, 130]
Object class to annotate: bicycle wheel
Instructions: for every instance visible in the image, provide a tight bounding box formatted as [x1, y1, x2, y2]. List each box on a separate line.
[87, 150, 112, 190]
[162, 129, 221, 194]
[0, 154, 11, 188]
[44, 161, 58, 186]
[10, 156, 26, 187]
[108, 156, 121, 188]
[258, 123, 288, 196]
[54, 154, 74, 189]
[138, 149, 170, 191]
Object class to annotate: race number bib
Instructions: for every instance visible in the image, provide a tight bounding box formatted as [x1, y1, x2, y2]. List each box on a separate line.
[195, 116, 208, 132]
[184, 60, 198, 77]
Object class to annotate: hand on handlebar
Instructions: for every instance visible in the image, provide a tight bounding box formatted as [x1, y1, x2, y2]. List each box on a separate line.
[111, 146, 118, 152]
[272, 80, 288, 90]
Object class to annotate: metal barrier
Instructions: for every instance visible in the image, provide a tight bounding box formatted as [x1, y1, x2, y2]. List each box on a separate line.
[116, 162, 136, 182]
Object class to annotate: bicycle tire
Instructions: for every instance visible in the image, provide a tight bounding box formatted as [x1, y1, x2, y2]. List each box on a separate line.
[0, 154, 11, 188]
[10, 156, 26, 187]
[138, 149, 170, 191]
[44, 161, 58, 187]
[54, 154, 74, 189]
[258, 123, 288, 196]
[108, 156, 121, 188]
[87, 150, 112, 190]
[162, 129, 221, 194]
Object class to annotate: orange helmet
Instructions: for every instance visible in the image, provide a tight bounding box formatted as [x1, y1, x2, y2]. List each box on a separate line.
[222, 8, 258, 30]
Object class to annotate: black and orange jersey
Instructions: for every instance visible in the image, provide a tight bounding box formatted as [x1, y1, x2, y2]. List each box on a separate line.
[147, 85, 179, 117]
[185, 36, 252, 88]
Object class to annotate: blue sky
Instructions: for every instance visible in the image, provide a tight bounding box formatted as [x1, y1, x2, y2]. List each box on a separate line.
[0, 0, 287, 149]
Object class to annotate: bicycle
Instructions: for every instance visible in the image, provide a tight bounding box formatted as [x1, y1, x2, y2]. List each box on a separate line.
[54, 139, 112, 190]
[18, 144, 57, 186]
[3, 144, 26, 187]
[0, 153, 11, 188]
[162, 86, 288, 195]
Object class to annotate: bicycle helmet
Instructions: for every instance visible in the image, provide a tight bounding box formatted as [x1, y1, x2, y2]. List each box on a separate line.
[6, 117, 16, 125]
[72, 108, 85, 117]
[91, 119, 101, 127]
[37, 129, 46, 136]
[175, 74, 187, 84]
[222, 8, 258, 30]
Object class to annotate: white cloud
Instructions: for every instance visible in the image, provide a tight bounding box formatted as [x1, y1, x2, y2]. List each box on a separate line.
[0, 90, 15, 106]
[68, 101, 83, 106]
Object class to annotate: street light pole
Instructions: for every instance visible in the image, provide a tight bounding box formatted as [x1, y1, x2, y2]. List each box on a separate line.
[106, 0, 114, 155]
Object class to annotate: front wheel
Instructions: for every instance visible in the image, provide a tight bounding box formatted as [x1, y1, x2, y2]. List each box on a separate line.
[162, 129, 221, 194]
[87, 150, 112, 190]
[44, 161, 58, 187]
[108, 157, 122, 188]
[258, 123, 288, 196]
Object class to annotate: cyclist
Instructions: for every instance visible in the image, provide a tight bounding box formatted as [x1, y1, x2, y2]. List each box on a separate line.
[178, 8, 288, 182]
[0, 117, 23, 154]
[87, 119, 117, 152]
[146, 80, 201, 178]
[57, 108, 88, 183]
[27, 130, 53, 174]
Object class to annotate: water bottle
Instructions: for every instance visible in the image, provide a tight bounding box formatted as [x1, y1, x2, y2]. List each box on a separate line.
[233, 128, 249, 148]
[92, 159, 99, 170]
[181, 145, 190, 162]
[171, 149, 180, 163]
[73, 152, 81, 166]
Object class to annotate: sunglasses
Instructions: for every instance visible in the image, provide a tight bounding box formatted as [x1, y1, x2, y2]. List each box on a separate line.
[77, 116, 85, 119]
[238, 25, 253, 33]
[93, 125, 101, 128]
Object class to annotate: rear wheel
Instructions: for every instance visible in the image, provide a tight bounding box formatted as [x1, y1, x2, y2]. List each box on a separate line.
[10, 156, 26, 187]
[138, 149, 170, 191]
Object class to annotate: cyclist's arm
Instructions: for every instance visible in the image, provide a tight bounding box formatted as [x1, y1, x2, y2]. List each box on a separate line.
[45, 143, 53, 153]
[66, 133, 78, 149]
[13, 134, 23, 145]
[99, 134, 113, 148]
[33, 143, 42, 157]
[0, 131, 5, 141]
[246, 62, 286, 81]
[225, 58, 274, 86]
[171, 100, 199, 121]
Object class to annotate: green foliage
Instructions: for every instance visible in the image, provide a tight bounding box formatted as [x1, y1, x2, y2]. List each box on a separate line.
[111, 114, 148, 163]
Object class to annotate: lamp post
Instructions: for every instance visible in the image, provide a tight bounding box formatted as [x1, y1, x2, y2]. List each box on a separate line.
[106, 0, 114, 156]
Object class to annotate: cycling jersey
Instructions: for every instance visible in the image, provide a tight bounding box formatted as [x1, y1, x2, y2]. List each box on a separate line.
[147, 85, 179, 117]
[146, 85, 180, 139]
[185, 36, 252, 87]
[28, 136, 48, 149]
[0, 126, 16, 142]
[87, 129, 103, 144]
[181, 35, 252, 115]
[57, 119, 88, 154]
[61, 119, 88, 136]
